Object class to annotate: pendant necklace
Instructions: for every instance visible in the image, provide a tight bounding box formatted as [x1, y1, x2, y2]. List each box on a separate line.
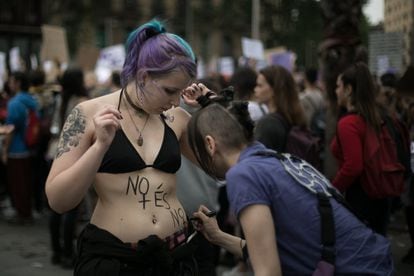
[124, 90, 150, 146]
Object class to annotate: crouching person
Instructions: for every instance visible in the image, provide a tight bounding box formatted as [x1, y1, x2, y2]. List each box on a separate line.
[188, 100, 393, 276]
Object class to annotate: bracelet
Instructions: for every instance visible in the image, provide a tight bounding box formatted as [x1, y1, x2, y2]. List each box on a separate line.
[196, 95, 211, 107]
[241, 238, 249, 262]
[205, 91, 215, 98]
[195, 90, 217, 108]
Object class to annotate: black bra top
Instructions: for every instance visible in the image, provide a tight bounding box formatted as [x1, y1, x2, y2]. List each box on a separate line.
[97, 89, 181, 174]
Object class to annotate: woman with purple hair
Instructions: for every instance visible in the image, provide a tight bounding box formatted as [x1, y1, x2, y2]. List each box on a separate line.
[45, 19, 209, 275]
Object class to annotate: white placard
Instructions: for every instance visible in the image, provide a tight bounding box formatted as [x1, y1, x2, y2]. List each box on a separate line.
[269, 51, 296, 72]
[377, 55, 389, 75]
[43, 60, 54, 73]
[0, 52, 5, 91]
[95, 44, 125, 70]
[9, 47, 21, 72]
[30, 54, 38, 70]
[196, 57, 206, 79]
[95, 44, 126, 83]
[242, 37, 264, 60]
[218, 57, 234, 76]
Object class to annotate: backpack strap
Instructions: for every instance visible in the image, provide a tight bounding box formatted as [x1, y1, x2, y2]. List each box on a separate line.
[253, 150, 336, 265]
[316, 192, 335, 264]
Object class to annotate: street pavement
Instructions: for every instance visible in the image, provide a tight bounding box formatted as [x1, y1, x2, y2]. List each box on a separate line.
[0, 213, 71, 276]
[0, 209, 413, 276]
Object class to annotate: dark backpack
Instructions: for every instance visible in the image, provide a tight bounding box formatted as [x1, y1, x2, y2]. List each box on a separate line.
[385, 116, 412, 180]
[338, 114, 406, 199]
[310, 107, 326, 144]
[275, 113, 322, 170]
[25, 108, 40, 148]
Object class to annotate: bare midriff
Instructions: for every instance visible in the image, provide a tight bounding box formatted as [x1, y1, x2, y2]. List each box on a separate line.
[90, 168, 187, 243]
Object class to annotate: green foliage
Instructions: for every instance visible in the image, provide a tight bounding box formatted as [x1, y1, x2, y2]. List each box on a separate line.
[171, 0, 187, 37]
[261, 0, 323, 67]
[216, 0, 252, 37]
[43, 0, 367, 69]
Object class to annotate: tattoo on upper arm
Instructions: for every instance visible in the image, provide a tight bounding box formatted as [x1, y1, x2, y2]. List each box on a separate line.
[55, 107, 87, 159]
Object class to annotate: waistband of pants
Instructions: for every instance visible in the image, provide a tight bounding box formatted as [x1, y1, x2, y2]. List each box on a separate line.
[129, 225, 189, 251]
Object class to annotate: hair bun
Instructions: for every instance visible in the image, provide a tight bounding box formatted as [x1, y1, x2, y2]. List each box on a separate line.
[145, 20, 166, 38]
[229, 101, 255, 141]
[150, 20, 166, 34]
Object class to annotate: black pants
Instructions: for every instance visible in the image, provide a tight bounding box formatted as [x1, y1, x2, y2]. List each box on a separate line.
[346, 183, 391, 236]
[75, 224, 199, 276]
[7, 157, 32, 218]
[192, 233, 217, 276]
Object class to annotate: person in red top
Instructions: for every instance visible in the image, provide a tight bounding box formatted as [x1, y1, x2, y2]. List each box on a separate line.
[330, 62, 391, 236]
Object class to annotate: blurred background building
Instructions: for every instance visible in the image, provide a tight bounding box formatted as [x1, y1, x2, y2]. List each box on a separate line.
[369, 0, 414, 75]
[0, 0, 412, 78]
[384, 0, 414, 67]
[0, 0, 330, 74]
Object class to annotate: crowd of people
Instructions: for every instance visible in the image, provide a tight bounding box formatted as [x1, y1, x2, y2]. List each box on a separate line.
[0, 18, 413, 275]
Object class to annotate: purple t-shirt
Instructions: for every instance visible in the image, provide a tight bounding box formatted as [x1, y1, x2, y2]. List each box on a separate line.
[226, 142, 393, 275]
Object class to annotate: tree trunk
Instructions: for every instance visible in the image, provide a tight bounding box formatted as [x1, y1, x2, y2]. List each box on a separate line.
[319, 0, 365, 179]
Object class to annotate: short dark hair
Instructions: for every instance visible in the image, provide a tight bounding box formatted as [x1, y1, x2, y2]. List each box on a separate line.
[230, 67, 257, 100]
[380, 72, 397, 88]
[29, 70, 45, 87]
[305, 68, 318, 85]
[11, 71, 29, 91]
[188, 101, 254, 180]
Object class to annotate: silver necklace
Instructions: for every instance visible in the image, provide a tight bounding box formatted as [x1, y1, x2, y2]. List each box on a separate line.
[124, 94, 150, 146]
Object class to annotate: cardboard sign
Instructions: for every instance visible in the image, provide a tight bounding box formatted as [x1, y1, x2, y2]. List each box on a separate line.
[76, 44, 100, 71]
[40, 25, 69, 64]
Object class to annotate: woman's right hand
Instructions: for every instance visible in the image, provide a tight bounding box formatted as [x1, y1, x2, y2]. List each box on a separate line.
[192, 205, 221, 243]
[92, 105, 123, 148]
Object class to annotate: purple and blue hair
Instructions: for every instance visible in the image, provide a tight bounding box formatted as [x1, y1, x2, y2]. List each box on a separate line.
[121, 19, 196, 87]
